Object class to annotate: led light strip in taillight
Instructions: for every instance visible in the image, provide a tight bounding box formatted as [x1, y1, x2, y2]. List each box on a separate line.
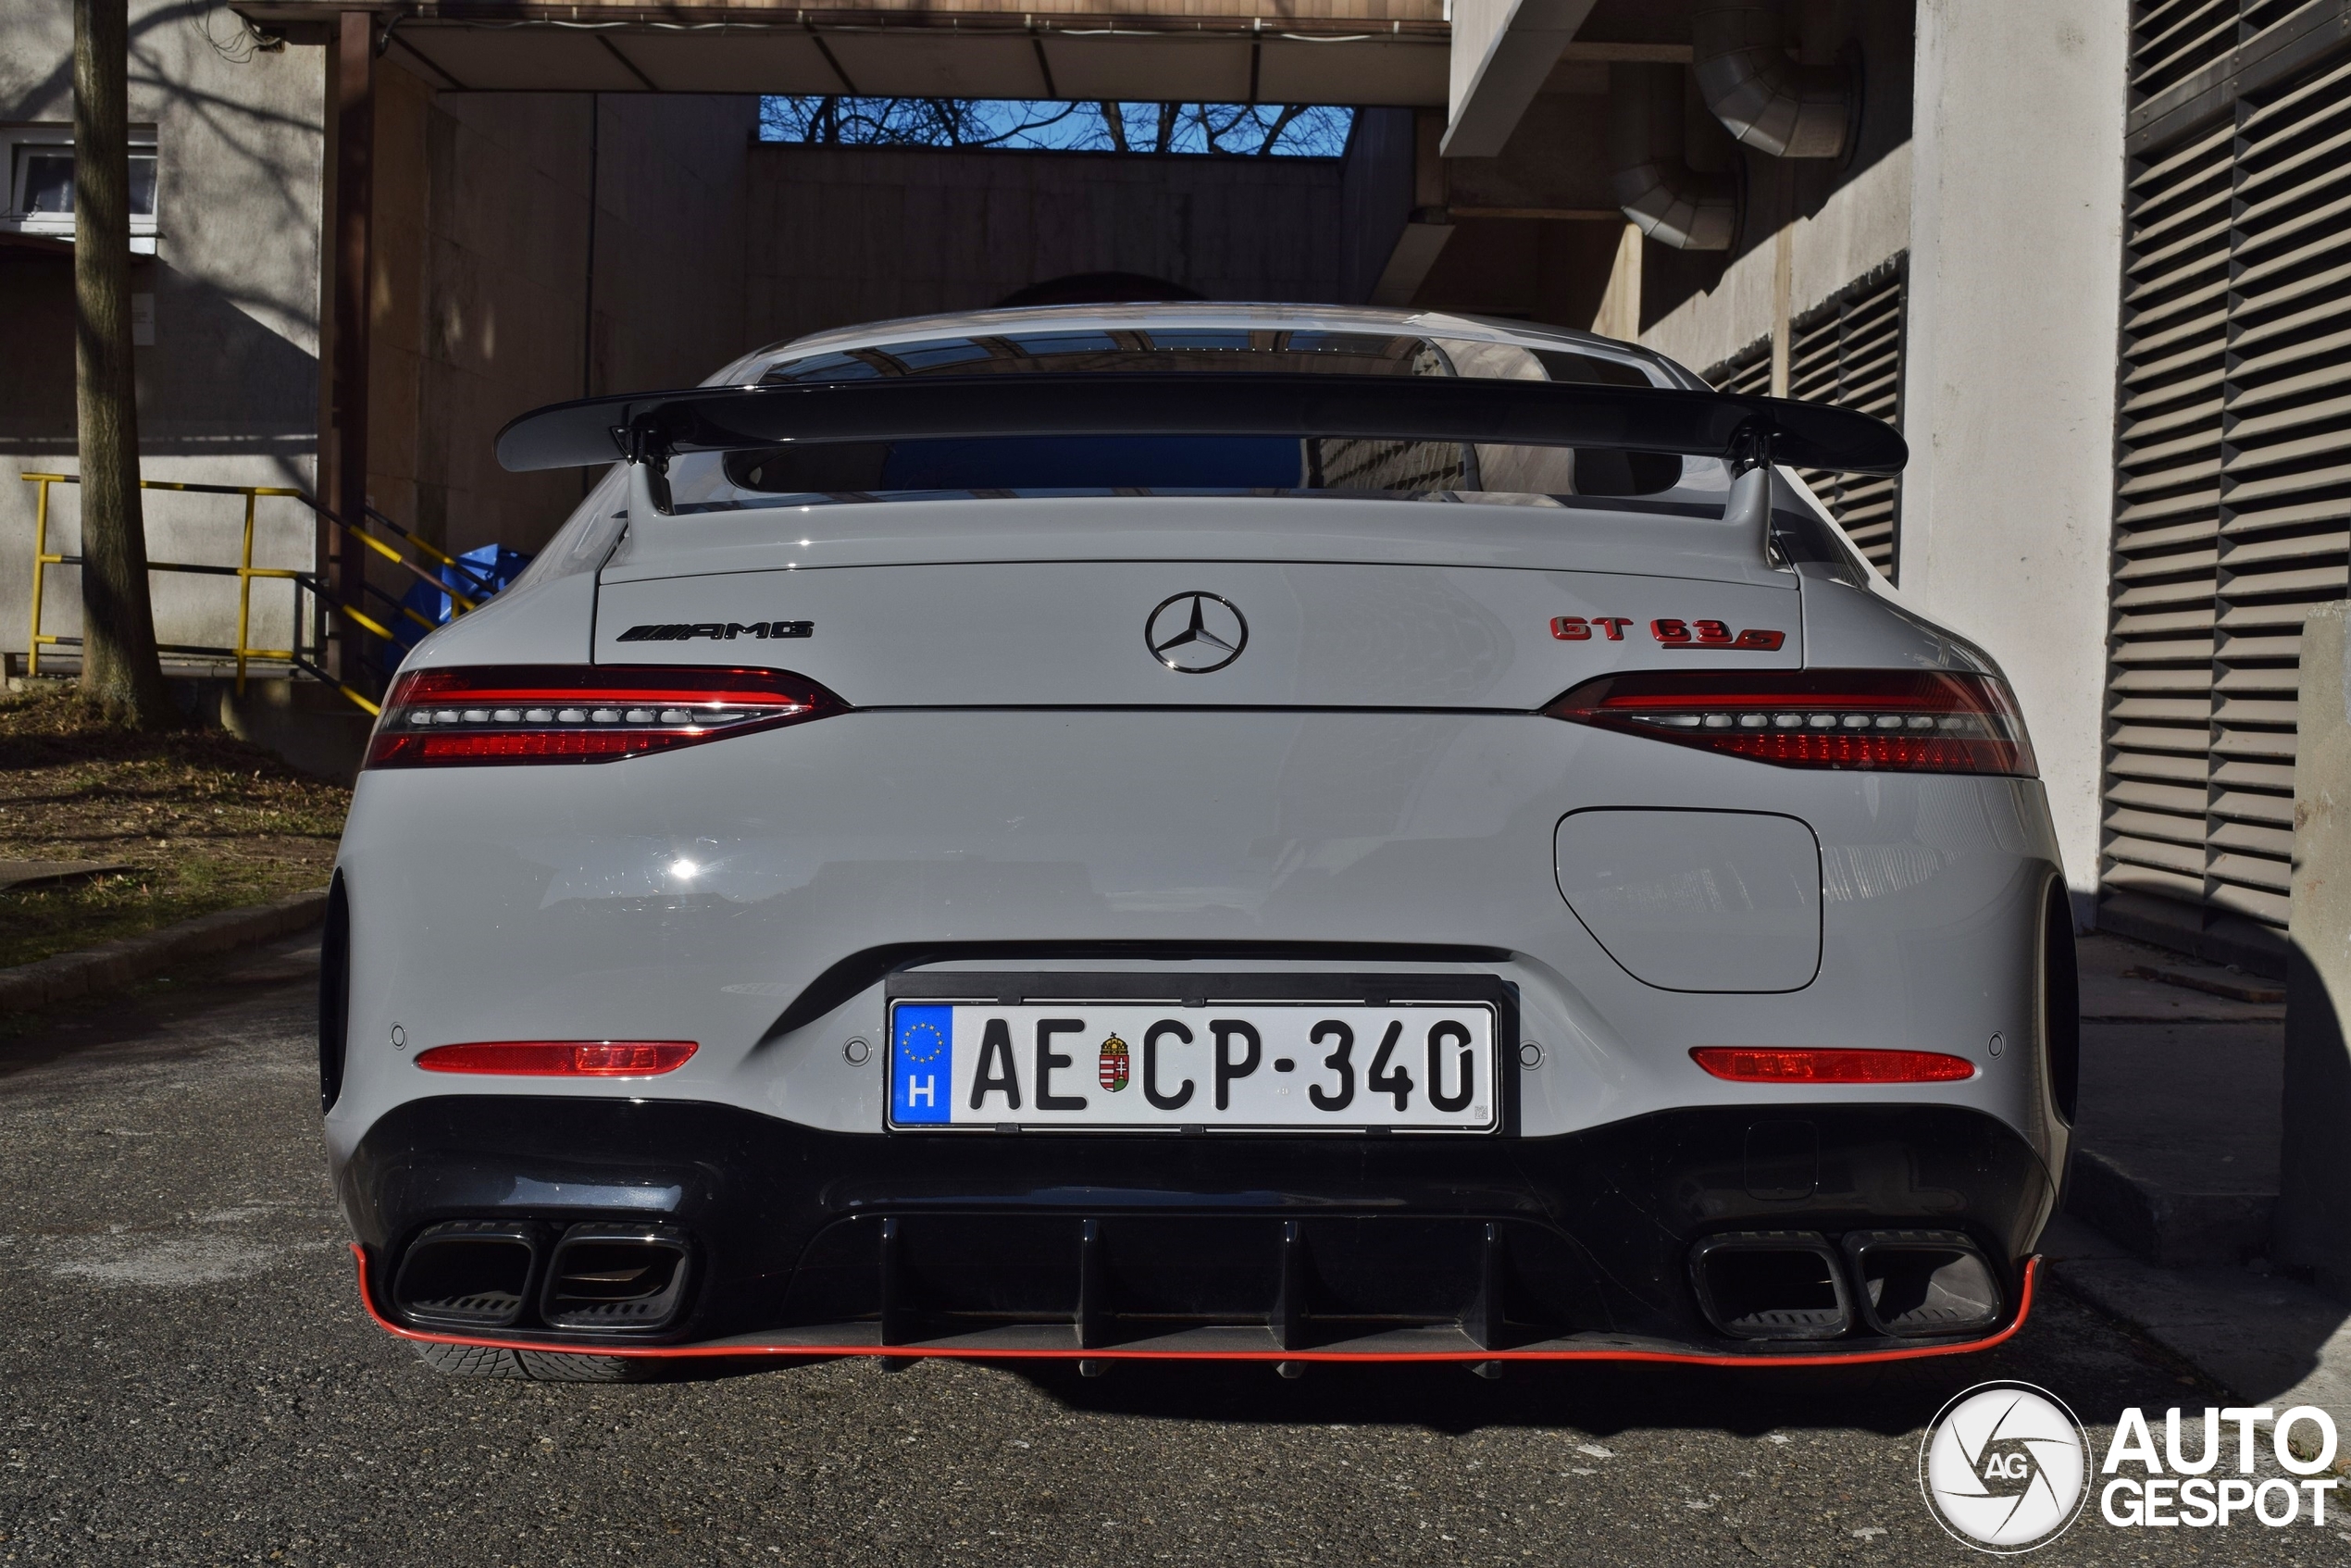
[365, 666, 845, 768]
[1690, 1047, 1976, 1083]
[1544, 669, 2036, 777]
[415, 1040, 699, 1076]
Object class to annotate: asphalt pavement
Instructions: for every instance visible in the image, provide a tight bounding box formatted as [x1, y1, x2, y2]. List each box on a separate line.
[0, 953, 2335, 1566]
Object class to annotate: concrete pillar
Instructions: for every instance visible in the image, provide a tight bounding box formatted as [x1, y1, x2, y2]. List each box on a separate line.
[1897, 0, 2128, 927]
[1589, 221, 1640, 341]
[1369, 109, 1455, 306]
[2278, 603, 2351, 1299]
[1441, 0, 1598, 158]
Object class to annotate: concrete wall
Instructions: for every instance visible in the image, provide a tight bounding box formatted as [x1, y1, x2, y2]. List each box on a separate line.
[0, 0, 323, 660]
[743, 141, 1350, 349]
[1636, 141, 1913, 377]
[1634, 0, 1919, 373]
[1417, 70, 1637, 327]
[368, 67, 754, 559]
[1897, 0, 2128, 916]
[1613, 0, 2125, 914]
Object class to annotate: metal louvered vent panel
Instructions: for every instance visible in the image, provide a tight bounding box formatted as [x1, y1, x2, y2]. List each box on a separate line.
[2212, 48, 2351, 929]
[1702, 257, 1906, 580]
[2104, 12, 2351, 960]
[1785, 265, 1906, 578]
[2133, 0, 2244, 99]
[1716, 346, 1772, 398]
[2106, 119, 2232, 918]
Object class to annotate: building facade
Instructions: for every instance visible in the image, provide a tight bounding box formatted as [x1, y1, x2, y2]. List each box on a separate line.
[6, 0, 2347, 969]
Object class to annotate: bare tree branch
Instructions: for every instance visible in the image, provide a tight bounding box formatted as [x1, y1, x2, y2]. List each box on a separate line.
[1255, 104, 1309, 155]
[756, 96, 1353, 156]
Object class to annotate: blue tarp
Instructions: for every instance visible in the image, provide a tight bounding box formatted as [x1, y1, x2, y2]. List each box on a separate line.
[382, 542, 533, 671]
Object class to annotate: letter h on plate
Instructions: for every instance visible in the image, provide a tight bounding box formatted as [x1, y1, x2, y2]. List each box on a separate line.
[893, 1005, 954, 1124]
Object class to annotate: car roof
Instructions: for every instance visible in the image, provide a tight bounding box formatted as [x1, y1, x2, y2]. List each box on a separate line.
[718, 302, 1705, 390]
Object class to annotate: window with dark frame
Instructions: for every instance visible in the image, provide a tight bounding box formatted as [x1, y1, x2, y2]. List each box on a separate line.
[3, 130, 158, 226]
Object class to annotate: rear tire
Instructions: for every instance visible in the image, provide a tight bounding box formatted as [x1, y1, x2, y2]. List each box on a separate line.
[409, 1340, 645, 1382]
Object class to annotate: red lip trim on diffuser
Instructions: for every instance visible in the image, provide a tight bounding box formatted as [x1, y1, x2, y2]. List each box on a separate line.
[353, 1246, 2038, 1367]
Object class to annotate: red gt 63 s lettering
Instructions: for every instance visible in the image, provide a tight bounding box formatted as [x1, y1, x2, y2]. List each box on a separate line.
[1550, 616, 1785, 652]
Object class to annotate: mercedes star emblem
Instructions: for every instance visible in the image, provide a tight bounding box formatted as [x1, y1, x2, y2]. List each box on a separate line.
[1146, 591, 1248, 674]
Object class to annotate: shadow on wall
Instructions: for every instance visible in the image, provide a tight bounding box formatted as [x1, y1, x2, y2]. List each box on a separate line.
[2282, 937, 2351, 1299]
[1636, 1, 1918, 334]
[743, 140, 1351, 347]
[996, 273, 1201, 307]
[0, 253, 316, 475]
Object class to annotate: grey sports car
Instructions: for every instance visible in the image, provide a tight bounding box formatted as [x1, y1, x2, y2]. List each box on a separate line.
[323, 303, 2072, 1378]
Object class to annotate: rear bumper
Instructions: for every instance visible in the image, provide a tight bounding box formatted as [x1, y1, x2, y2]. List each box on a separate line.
[344, 1096, 2055, 1363]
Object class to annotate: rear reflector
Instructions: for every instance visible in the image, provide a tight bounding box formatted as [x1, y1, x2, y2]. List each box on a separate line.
[1691, 1047, 1976, 1083]
[1544, 669, 2035, 776]
[366, 666, 843, 769]
[415, 1040, 699, 1076]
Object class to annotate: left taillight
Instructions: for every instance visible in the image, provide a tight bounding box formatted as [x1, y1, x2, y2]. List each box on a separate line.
[365, 666, 845, 769]
[415, 1040, 698, 1076]
[1542, 668, 2036, 777]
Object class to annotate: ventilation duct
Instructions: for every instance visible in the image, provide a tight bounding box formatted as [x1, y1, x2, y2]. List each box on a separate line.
[1608, 63, 1737, 253]
[1693, 2, 1852, 159]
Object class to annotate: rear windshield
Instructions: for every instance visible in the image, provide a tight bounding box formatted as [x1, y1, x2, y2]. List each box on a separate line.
[662, 330, 1715, 512]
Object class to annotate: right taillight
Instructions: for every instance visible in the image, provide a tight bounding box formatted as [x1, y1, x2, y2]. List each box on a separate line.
[1690, 1047, 1976, 1083]
[1543, 669, 2036, 777]
[365, 665, 844, 769]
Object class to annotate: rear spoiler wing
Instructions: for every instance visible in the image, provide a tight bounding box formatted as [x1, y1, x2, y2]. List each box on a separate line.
[492, 373, 1905, 562]
[494, 373, 1906, 477]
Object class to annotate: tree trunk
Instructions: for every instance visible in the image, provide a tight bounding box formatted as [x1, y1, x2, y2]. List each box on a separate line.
[73, 0, 172, 728]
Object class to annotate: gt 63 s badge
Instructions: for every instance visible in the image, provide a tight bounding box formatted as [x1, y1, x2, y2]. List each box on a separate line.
[1549, 616, 1785, 651]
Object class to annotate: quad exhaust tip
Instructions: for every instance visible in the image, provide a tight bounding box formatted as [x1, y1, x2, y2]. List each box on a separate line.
[392, 1219, 693, 1335]
[541, 1223, 692, 1331]
[1843, 1229, 2002, 1337]
[392, 1219, 547, 1330]
[1689, 1229, 2000, 1342]
[1689, 1230, 1854, 1340]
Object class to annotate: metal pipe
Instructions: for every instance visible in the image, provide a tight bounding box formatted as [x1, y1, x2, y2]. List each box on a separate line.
[1692, 2, 1850, 160]
[27, 477, 52, 678]
[236, 490, 256, 694]
[17, 470, 477, 714]
[1607, 63, 1737, 253]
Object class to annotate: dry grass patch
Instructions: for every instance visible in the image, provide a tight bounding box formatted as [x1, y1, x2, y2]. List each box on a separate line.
[0, 682, 349, 969]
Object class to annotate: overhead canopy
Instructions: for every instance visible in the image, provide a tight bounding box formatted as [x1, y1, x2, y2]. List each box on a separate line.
[494, 373, 1910, 475]
[232, 1, 1449, 103]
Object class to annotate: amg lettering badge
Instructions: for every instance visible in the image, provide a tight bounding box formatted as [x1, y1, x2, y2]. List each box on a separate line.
[616, 620, 813, 642]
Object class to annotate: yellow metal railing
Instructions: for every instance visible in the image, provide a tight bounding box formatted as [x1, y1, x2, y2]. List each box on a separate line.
[21, 472, 497, 717]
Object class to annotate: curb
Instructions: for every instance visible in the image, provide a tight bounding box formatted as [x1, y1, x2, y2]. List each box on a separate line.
[0, 886, 330, 1013]
[2064, 1145, 2277, 1267]
[2044, 1216, 2351, 1418]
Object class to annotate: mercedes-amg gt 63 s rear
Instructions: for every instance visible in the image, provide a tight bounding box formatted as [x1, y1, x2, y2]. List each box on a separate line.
[327, 305, 2075, 1378]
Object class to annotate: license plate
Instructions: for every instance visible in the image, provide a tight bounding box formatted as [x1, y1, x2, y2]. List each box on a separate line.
[887, 1000, 1499, 1132]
